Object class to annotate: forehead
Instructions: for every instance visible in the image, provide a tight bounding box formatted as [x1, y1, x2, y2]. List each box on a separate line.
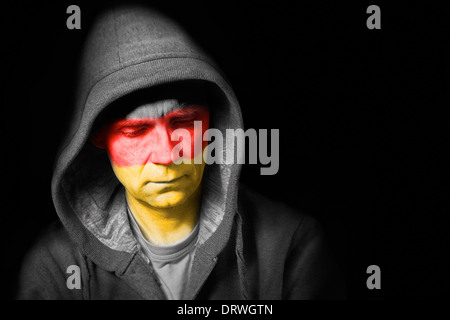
[125, 99, 185, 119]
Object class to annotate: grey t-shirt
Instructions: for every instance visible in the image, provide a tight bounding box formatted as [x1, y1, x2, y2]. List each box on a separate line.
[127, 208, 199, 300]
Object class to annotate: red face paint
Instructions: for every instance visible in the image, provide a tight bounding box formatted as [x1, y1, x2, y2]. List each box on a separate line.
[99, 105, 209, 167]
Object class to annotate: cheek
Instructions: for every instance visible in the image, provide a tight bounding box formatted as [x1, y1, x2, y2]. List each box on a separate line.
[111, 164, 143, 190]
[199, 112, 209, 150]
[181, 113, 210, 159]
[105, 133, 154, 167]
[190, 162, 206, 185]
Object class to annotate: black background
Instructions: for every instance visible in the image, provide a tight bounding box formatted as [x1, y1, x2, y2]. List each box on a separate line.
[1, 0, 449, 300]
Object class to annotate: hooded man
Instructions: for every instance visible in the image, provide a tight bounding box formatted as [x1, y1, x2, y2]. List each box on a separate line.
[16, 4, 345, 300]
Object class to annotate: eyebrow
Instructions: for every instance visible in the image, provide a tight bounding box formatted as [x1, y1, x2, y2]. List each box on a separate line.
[114, 119, 154, 127]
[170, 104, 205, 116]
[169, 110, 198, 119]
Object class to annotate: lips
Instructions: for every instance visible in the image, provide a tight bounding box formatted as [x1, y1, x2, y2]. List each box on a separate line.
[146, 176, 184, 184]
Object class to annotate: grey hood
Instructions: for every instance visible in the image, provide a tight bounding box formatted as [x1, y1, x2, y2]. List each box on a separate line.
[51, 4, 244, 273]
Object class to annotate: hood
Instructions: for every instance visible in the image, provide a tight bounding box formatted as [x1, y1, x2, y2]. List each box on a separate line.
[51, 4, 244, 271]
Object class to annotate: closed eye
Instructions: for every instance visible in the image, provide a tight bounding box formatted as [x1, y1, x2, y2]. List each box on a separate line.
[119, 125, 149, 137]
[171, 116, 197, 128]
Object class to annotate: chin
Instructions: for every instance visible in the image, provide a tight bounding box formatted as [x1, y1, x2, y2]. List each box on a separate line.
[146, 191, 188, 208]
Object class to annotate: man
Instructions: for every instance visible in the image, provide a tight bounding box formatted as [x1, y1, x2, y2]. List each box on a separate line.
[16, 4, 345, 299]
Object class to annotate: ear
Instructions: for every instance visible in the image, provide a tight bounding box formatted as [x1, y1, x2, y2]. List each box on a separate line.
[91, 128, 106, 149]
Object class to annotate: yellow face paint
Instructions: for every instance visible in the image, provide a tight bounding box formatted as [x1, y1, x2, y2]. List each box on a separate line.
[111, 151, 206, 245]
[111, 157, 206, 209]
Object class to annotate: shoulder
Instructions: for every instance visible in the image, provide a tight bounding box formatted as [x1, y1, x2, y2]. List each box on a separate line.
[18, 220, 85, 287]
[16, 220, 86, 299]
[237, 184, 321, 246]
[25, 220, 82, 266]
[238, 183, 318, 229]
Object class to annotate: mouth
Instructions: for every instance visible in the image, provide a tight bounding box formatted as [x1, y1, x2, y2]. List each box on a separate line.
[147, 176, 185, 184]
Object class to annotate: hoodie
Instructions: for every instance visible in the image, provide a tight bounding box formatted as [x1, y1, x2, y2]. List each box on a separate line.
[16, 4, 345, 300]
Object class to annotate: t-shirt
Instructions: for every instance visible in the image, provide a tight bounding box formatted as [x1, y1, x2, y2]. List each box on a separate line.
[127, 208, 199, 300]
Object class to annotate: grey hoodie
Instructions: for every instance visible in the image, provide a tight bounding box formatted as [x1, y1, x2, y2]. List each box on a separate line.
[16, 4, 345, 300]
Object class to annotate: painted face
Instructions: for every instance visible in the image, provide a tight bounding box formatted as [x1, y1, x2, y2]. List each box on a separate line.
[94, 100, 209, 208]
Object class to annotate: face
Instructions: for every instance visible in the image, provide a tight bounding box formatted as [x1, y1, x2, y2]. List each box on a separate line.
[94, 100, 209, 208]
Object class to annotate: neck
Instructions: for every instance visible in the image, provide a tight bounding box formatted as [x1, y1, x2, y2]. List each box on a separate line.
[126, 188, 201, 246]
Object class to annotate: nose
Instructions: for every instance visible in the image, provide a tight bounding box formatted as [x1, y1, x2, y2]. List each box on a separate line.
[148, 123, 175, 165]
